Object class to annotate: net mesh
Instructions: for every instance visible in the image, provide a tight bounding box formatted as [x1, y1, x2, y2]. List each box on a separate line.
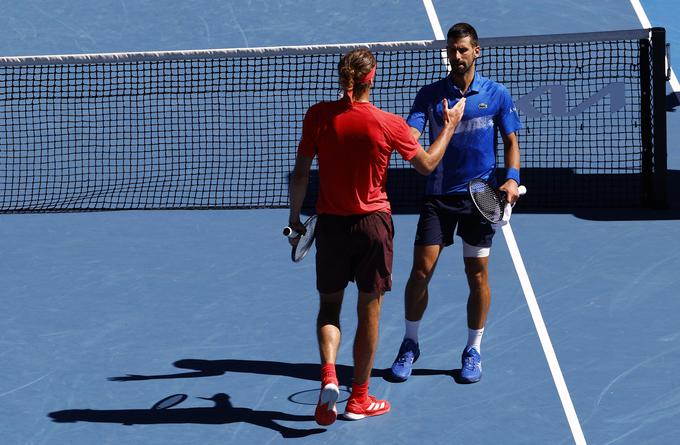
[0, 30, 663, 213]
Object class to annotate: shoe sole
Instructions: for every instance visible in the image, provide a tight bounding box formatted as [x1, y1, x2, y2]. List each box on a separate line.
[459, 366, 482, 383]
[388, 372, 408, 382]
[315, 383, 339, 426]
[343, 401, 391, 420]
[458, 374, 482, 383]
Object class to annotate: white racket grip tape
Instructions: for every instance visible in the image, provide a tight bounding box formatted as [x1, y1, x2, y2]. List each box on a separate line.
[501, 204, 513, 225]
[282, 226, 299, 238]
[500, 185, 527, 225]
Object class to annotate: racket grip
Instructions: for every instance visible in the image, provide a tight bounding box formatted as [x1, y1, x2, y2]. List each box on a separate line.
[283, 226, 299, 238]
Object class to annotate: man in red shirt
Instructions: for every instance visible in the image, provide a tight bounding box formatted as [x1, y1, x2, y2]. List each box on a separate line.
[288, 48, 465, 426]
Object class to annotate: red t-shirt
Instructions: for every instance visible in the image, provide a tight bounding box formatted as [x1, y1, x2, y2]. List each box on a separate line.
[298, 99, 420, 215]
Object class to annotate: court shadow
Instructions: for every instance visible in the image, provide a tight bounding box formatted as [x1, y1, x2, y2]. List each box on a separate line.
[382, 367, 454, 383]
[450, 369, 478, 385]
[48, 393, 324, 439]
[108, 358, 389, 386]
[301, 169, 680, 220]
[570, 169, 680, 221]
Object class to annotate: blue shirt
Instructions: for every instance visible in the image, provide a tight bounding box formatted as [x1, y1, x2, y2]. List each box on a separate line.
[407, 73, 522, 195]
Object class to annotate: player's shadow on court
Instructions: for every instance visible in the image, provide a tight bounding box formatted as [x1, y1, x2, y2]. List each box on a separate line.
[383, 368, 473, 384]
[107, 358, 453, 386]
[48, 393, 324, 439]
[109, 359, 356, 383]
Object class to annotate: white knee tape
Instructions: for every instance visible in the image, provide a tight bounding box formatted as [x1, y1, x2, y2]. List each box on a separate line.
[463, 241, 490, 258]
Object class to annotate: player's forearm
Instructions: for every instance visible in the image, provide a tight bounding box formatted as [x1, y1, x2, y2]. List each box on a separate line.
[413, 125, 456, 175]
[502, 132, 520, 169]
[502, 133, 520, 185]
[504, 147, 520, 171]
[288, 154, 314, 223]
[288, 171, 309, 224]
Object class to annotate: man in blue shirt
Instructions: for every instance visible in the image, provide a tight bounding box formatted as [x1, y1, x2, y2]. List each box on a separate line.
[389, 23, 522, 384]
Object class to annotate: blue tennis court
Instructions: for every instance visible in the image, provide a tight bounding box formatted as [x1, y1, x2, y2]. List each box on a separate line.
[1, 1, 679, 444]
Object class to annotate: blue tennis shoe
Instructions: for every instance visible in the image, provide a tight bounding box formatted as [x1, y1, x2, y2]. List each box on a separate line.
[460, 346, 482, 383]
[389, 338, 420, 382]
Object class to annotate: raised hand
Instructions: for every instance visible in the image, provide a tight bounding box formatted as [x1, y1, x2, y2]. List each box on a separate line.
[442, 97, 466, 129]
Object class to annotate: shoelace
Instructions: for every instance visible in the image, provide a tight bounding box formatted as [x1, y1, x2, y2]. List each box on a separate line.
[463, 355, 479, 370]
[396, 349, 415, 364]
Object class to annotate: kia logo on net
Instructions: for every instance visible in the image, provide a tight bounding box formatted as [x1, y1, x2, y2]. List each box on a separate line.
[515, 82, 627, 118]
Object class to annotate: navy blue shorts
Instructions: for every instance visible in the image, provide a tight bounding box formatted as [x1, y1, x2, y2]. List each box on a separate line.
[414, 195, 496, 247]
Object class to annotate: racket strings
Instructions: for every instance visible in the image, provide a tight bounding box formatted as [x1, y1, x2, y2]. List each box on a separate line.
[293, 216, 317, 262]
[470, 181, 503, 223]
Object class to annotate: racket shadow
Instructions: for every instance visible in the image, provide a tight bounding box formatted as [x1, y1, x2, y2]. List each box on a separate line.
[48, 393, 325, 439]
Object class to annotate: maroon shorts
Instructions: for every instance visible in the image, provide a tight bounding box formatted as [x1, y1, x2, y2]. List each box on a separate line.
[315, 211, 394, 294]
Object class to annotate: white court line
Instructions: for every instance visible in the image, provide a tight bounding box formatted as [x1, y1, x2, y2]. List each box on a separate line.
[420, 2, 587, 444]
[501, 223, 587, 445]
[630, 0, 680, 92]
[421, 0, 449, 69]
[421, 0, 445, 40]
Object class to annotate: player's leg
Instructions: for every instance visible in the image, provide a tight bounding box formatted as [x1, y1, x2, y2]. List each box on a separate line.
[314, 290, 344, 425]
[458, 254, 489, 383]
[344, 290, 390, 420]
[391, 197, 452, 382]
[344, 212, 392, 420]
[387, 244, 440, 382]
[405, 244, 442, 323]
[458, 208, 495, 383]
[464, 255, 491, 331]
[313, 215, 351, 425]
[317, 290, 344, 367]
[352, 290, 384, 385]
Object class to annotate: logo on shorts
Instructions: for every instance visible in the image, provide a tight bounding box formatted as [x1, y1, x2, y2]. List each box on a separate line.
[478, 103, 488, 109]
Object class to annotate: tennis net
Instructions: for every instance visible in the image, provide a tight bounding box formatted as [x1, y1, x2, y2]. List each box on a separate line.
[0, 28, 668, 212]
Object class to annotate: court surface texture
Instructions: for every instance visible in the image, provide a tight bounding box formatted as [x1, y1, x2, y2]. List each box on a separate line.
[1, 1, 679, 444]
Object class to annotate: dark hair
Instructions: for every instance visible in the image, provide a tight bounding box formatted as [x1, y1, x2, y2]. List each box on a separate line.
[337, 48, 376, 94]
[446, 22, 479, 47]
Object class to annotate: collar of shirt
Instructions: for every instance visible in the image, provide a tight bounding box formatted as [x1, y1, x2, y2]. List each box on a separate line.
[446, 72, 483, 98]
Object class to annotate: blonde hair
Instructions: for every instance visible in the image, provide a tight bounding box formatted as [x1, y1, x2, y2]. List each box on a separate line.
[337, 48, 376, 95]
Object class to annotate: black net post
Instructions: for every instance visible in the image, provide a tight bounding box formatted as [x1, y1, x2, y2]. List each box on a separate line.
[651, 27, 669, 208]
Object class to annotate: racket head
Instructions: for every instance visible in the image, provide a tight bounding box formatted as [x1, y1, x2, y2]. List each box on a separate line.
[291, 214, 318, 262]
[151, 394, 188, 410]
[468, 178, 504, 224]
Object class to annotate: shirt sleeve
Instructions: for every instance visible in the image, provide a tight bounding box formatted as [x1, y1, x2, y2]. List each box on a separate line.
[495, 85, 523, 136]
[406, 86, 429, 133]
[385, 115, 420, 161]
[297, 105, 319, 157]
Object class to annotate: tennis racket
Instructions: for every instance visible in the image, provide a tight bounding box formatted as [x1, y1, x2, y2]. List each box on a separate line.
[468, 178, 527, 224]
[151, 394, 188, 410]
[282, 214, 318, 262]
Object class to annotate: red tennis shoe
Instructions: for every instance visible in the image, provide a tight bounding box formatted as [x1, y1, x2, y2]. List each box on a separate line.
[314, 381, 340, 426]
[343, 394, 390, 420]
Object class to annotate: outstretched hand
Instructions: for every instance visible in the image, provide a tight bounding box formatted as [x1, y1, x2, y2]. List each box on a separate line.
[442, 97, 466, 129]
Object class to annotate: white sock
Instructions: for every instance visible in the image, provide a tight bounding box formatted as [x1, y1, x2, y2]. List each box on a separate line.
[467, 328, 484, 353]
[405, 319, 420, 343]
